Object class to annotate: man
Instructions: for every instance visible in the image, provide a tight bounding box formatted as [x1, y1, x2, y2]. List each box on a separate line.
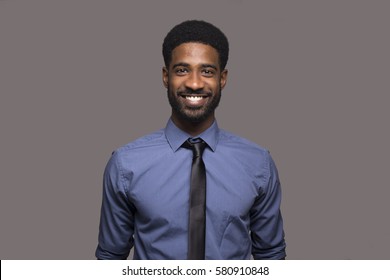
[96, 20, 286, 260]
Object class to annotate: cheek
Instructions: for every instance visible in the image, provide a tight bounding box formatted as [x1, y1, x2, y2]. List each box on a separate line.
[168, 78, 185, 91]
[210, 80, 221, 92]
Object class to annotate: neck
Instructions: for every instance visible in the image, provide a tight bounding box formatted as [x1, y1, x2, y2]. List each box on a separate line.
[171, 112, 215, 136]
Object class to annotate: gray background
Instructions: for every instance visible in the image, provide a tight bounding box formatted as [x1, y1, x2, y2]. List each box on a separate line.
[1, 0, 389, 259]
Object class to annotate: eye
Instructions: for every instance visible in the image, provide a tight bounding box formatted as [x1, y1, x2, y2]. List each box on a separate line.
[175, 68, 188, 76]
[202, 68, 215, 77]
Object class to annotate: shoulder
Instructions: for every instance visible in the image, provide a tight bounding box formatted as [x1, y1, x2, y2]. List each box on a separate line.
[106, 129, 168, 168]
[103, 129, 167, 190]
[217, 129, 276, 186]
[114, 129, 166, 154]
[218, 129, 270, 156]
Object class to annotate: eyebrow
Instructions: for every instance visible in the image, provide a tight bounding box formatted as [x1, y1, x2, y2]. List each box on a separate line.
[172, 62, 218, 70]
[201, 64, 218, 70]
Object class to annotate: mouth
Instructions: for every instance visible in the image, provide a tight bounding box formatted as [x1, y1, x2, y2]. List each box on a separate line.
[184, 95, 206, 101]
[179, 94, 209, 107]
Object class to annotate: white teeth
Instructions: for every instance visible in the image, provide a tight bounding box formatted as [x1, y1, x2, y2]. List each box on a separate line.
[185, 96, 203, 101]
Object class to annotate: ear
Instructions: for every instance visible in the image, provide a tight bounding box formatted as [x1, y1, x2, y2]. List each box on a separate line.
[220, 69, 228, 89]
[162, 66, 169, 88]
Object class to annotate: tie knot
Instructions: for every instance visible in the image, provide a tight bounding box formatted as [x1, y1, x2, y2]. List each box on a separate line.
[182, 138, 207, 158]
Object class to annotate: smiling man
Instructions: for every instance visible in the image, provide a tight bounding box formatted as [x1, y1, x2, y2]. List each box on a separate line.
[164, 41, 226, 135]
[96, 20, 286, 260]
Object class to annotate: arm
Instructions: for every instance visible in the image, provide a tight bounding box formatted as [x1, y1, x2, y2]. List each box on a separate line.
[250, 153, 286, 260]
[95, 151, 135, 259]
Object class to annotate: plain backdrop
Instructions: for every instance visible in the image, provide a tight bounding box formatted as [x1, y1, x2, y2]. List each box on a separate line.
[1, 0, 389, 259]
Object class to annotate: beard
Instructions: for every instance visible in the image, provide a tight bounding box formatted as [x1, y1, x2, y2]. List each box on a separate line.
[167, 85, 222, 123]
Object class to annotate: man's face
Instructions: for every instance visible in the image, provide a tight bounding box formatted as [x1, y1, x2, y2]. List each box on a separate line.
[163, 42, 227, 124]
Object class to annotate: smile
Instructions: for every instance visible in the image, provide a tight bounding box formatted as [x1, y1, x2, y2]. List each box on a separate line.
[180, 94, 209, 107]
[185, 96, 204, 101]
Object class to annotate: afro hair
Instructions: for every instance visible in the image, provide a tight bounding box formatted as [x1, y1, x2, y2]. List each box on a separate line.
[162, 20, 229, 70]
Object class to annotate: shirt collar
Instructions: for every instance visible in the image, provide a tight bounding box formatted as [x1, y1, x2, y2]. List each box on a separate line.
[165, 118, 219, 152]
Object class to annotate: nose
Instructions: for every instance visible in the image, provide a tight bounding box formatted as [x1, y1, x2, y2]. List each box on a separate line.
[184, 72, 205, 91]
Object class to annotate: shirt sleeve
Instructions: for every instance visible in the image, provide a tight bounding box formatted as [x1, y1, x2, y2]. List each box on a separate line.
[250, 152, 286, 260]
[95, 151, 135, 259]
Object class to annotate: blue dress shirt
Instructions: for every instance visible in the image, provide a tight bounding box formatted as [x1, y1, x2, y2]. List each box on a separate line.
[96, 119, 286, 260]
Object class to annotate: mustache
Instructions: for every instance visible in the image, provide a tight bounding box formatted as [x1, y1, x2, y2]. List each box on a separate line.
[177, 89, 211, 96]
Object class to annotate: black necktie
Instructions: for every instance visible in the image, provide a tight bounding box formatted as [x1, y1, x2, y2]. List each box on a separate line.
[182, 138, 207, 260]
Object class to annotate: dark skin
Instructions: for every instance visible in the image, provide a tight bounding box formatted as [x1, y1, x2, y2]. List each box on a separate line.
[163, 42, 228, 136]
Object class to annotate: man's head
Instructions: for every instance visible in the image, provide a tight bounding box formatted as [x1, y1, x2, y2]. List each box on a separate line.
[162, 20, 229, 70]
[162, 20, 229, 132]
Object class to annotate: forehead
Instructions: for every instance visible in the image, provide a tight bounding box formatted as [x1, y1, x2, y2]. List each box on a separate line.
[171, 42, 219, 67]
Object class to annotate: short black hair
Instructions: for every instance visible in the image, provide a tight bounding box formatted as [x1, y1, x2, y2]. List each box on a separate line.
[162, 20, 229, 70]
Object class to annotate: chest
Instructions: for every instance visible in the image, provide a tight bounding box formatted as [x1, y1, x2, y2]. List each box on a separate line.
[127, 152, 261, 223]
